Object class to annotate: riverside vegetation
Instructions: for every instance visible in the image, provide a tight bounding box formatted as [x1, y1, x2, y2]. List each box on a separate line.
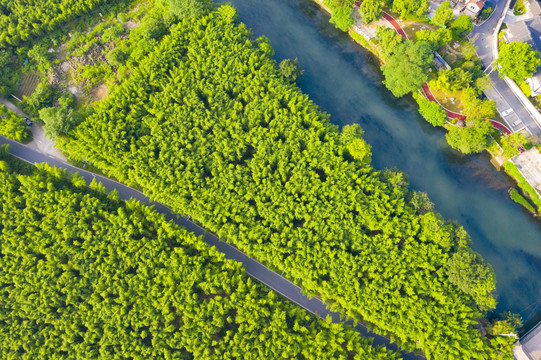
[320, 0, 541, 216]
[0, 147, 398, 360]
[51, 2, 518, 359]
[0, 0, 520, 358]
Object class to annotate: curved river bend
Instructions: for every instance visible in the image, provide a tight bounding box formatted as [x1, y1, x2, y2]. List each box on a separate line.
[224, 0, 541, 328]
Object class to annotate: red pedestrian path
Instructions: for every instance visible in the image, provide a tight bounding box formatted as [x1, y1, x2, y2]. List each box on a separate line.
[382, 12, 514, 137]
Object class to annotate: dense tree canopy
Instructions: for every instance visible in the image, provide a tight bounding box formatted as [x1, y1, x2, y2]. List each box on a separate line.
[60, 7, 513, 359]
[432, 68, 473, 92]
[279, 58, 304, 84]
[157, 0, 214, 20]
[496, 41, 541, 82]
[0, 105, 30, 142]
[359, 0, 383, 24]
[451, 14, 473, 37]
[0, 152, 397, 360]
[39, 106, 83, 140]
[445, 119, 493, 154]
[392, 0, 429, 19]
[461, 87, 496, 120]
[413, 93, 448, 126]
[382, 41, 433, 97]
[415, 28, 452, 51]
[0, 49, 17, 96]
[0, 0, 126, 47]
[375, 26, 404, 60]
[432, 1, 454, 27]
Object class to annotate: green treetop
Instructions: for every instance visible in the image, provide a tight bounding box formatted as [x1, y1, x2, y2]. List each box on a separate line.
[392, 0, 429, 19]
[496, 41, 541, 82]
[432, 1, 454, 27]
[382, 41, 433, 97]
[413, 92, 448, 126]
[359, 0, 383, 23]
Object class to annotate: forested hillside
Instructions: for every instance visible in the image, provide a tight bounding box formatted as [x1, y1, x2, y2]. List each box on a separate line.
[0, 0, 124, 47]
[0, 149, 396, 360]
[61, 5, 514, 359]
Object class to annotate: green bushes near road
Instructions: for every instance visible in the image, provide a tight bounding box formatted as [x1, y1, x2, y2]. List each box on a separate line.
[413, 92, 448, 126]
[0, 151, 397, 360]
[0, 105, 30, 142]
[62, 7, 513, 359]
[504, 161, 541, 211]
[496, 41, 541, 83]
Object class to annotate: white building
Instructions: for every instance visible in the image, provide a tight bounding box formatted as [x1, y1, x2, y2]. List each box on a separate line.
[464, 0, 485, 18]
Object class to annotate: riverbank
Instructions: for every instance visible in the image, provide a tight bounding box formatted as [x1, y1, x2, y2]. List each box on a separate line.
[309, 0, 541, 216]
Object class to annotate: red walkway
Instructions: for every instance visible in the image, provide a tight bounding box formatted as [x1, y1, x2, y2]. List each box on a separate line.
[382, 12, 513, 136]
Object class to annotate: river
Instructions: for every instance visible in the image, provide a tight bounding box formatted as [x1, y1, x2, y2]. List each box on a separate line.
[224, 0, 541, 328]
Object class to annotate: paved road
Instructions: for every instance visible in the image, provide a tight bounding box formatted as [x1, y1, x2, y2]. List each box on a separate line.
[0, 97, 67, 160]
[0, 136, 423, 360]
[470, 0, 541, 135]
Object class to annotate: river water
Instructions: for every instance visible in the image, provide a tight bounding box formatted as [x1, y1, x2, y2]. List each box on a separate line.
[224, 0, 541, 327]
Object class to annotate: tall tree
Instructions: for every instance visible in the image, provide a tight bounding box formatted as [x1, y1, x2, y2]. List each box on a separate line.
[382, 41, 433, 97]
[392, 0, 429, 19]
[445, 118, 493, 154]
[279, 58, 304, 83]
[461, 87, 496, 120]
[38, 106, 82, 140]
[432, 1, 454, 27]
[447, 248, 497, 310]
[413, 92, 448, 126]
[451, 14, 473, 37]
[496, 41, 541, 82]
[375, 26, 403, 59]
[329, 5, 354, 31]
[359, 0, 383, 23]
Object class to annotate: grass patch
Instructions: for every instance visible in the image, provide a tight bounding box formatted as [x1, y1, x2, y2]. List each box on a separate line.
[402, 22, 438, 40]
[504, 161, 541, 210]
[509, 188, 537, 213]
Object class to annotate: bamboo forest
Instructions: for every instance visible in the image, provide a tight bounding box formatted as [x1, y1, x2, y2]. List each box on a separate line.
[0, 0, 528, 359]
[57, 4, 514, 359]
[0, 149, 397, 359]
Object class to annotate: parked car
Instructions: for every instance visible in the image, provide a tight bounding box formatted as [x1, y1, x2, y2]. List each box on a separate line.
[24, 117, 32, 126]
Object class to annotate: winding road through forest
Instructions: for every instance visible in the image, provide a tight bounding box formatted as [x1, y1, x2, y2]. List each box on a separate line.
[0, 135, 424, 360]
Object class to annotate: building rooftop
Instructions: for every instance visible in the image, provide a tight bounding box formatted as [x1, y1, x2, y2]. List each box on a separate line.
[514, 322, 541, 360]
[530, 0, 541, 17]
[506, 17, 541, 51]
[511, 148, 541, 194]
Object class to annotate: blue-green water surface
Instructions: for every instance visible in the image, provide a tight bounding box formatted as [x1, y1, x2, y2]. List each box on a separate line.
[225, 0, 541, 326]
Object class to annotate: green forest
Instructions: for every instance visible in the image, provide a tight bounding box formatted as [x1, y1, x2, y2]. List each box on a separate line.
[0, 148, 397, 360]
[0, 0, 124, 47]
[57, 4, 515, 359]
